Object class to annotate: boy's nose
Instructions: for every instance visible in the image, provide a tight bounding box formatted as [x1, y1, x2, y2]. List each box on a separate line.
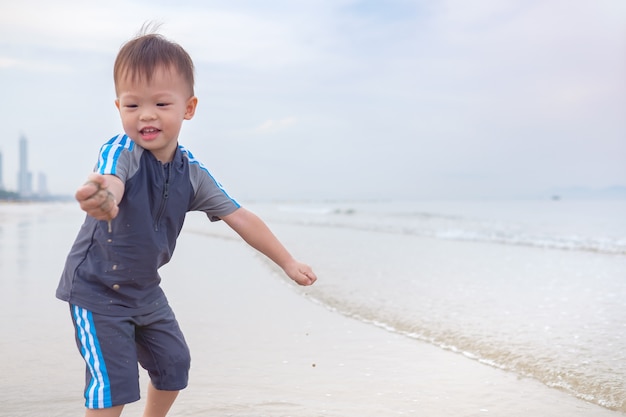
[139, 111, 157, 121]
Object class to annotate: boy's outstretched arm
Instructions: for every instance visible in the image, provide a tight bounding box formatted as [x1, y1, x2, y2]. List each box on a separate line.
[75, 173, 125, 221]
[221, 208, 317, 286]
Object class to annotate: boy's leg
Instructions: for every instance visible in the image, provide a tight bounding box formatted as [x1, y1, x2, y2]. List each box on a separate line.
[135, 304, 191, 417]
[142, 382, 179, 417]
[85, 405, 124, 417]
[70, 305, 142, 410]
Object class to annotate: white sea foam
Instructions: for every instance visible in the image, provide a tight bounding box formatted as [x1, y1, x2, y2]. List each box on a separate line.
[262, 199, 626, 412]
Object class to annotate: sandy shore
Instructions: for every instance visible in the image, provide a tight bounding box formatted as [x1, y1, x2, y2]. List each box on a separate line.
[0, 207, 622, 416]
[136, 228, 620, 417]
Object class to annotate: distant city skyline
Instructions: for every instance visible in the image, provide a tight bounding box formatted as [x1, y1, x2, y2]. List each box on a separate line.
[0, 135, 49, 198]
[0, 149, 4, 191]
[18, 135, 32, 196]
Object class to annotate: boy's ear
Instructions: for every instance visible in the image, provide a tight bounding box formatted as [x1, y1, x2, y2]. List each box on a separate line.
[184, 96, 198, 120]
[114, 99, 121, 110]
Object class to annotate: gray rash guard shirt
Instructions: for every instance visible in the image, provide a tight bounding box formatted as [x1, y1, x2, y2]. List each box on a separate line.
[56, 134, 240, 316]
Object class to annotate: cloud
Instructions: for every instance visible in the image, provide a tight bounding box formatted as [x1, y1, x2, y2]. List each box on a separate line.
[0, 56, 73, 73]
[0, 57, 19, 69]
[0, 1, 130, 51]
[254, 117, 298, 134]
[0, 1, 335, 71]
[0, 0, 624, 199]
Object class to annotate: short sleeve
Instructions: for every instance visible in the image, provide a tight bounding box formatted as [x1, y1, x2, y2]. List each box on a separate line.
[181, 146, 240, 221]
[95, 134, 138, 182]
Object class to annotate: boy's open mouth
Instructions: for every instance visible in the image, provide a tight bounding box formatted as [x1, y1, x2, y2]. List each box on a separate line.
[140, 127, 161, 140]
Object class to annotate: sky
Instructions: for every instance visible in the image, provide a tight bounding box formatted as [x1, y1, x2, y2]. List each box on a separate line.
[0, 0, 624, 201]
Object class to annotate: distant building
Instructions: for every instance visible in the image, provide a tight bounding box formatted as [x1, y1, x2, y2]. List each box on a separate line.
[0, 149, 4, 191]
[38, 172, 49, 196]
[17, 135, 33, 197]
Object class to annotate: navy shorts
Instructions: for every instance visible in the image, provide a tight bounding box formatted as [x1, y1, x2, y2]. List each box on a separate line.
[70, 304, 191, 409]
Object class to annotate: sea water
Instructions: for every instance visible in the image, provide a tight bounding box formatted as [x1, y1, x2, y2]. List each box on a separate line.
[1, 199, 625, 414]
[237, 199, 626, 412]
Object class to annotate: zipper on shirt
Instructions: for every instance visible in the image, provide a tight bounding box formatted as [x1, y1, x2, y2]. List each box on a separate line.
[154, 162, 171, 231]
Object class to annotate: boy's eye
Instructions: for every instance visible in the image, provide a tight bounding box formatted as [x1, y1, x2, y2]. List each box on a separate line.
[156, 103, 169, 107]
[124, 104, 138, 108]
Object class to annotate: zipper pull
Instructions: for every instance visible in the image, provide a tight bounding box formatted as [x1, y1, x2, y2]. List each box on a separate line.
[163, 163, 171, 199]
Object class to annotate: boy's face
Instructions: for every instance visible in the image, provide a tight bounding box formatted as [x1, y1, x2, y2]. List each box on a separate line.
[115, 65, 197, 163]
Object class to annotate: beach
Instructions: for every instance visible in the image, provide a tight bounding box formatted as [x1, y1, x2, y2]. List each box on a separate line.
[0, 201, 624, 416]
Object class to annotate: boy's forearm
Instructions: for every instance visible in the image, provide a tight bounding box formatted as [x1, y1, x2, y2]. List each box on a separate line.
[222, 208, 294, 268]
[222, 208, 317, 286]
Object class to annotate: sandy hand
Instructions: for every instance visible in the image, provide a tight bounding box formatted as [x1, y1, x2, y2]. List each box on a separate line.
[76, 173, 119, 224]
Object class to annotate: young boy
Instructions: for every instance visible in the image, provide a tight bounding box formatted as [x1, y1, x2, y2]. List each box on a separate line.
[56, 30, 317, 417]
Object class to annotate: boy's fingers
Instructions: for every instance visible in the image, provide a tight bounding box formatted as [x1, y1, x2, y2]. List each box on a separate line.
[296, 267, 317, 286]
[78, 189, 117, 221]
[98, 190, 116, 214]
[76, 181, 100, 201]
[77, 187, 108, 209]
[303, 274, 317, 285]
[86, 173, 107, 187]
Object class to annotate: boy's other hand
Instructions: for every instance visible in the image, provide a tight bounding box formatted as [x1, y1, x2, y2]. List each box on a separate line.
[76, 173, 119, 221]
[284, 260, 317, 286]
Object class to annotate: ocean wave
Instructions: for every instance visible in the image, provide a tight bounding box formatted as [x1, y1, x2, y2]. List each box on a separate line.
[264, 206, 626, 256]
[261, 201, 626, 412]
[430, 228, 626, 255]
[302, 290, 626, 412]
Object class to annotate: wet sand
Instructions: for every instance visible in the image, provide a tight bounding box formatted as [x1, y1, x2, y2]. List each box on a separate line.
[0, 204, 622, 416]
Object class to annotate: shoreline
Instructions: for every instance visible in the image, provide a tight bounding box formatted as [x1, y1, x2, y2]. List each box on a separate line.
[0, 206, 623, 416]
[136, 230, 622, 416]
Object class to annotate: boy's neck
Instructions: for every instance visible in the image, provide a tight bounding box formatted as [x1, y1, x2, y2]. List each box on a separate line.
[140, 142, 178, 164]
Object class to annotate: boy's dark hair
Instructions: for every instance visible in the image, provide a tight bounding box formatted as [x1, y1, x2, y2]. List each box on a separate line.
[114, 30, 195, 96]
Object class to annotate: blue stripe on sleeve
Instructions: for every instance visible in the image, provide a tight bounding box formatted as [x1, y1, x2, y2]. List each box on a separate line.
[97, 134, 133, 175]
[179, 145, 240, 208]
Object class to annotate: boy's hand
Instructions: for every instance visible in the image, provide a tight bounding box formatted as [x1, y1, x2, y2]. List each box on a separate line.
[75, 173, 119, 221]
[284, 260, 317, 286]
[221, 208, 318, 286]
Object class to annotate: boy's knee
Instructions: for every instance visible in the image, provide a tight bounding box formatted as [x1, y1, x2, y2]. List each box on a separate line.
[149, 348, 191, 391]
